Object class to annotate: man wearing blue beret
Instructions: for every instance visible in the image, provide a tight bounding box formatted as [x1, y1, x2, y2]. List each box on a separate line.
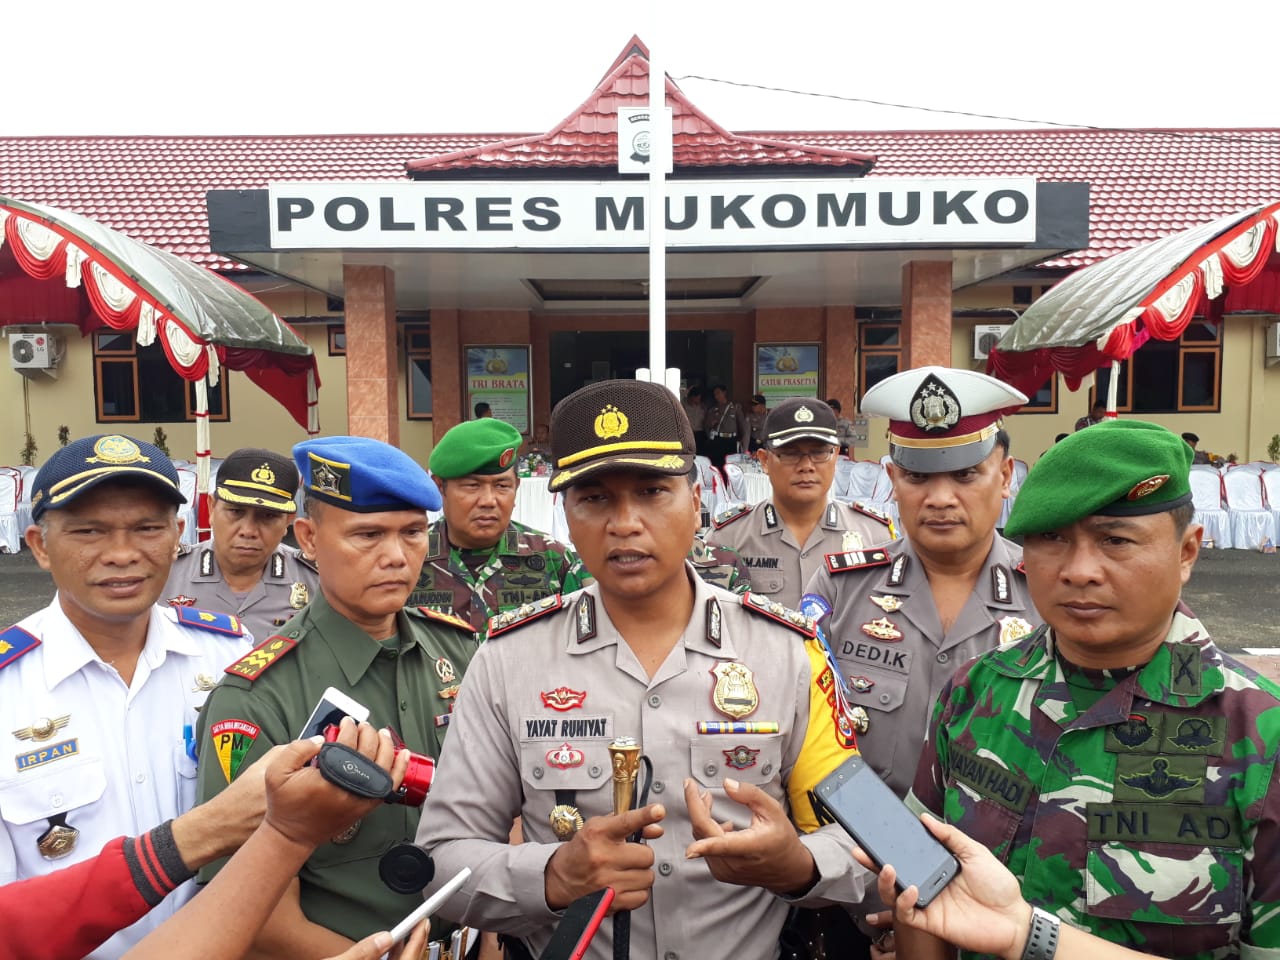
[195, 436, 479, 957]
[902, 420, 1280, 960]
[410, 418, 590, 634]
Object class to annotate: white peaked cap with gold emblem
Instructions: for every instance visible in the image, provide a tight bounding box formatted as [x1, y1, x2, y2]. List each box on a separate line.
[861, 366, 1028, 473]
[548, 379, 696, 492]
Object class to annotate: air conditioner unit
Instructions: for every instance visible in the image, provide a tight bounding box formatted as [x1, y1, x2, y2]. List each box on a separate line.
[972, 324, 1011, 361]
[1266, 321, 1280, 366]
[10, 333, 61, 374]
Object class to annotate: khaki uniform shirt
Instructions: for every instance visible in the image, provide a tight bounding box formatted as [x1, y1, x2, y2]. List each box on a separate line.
[408, 520, 591, 635]
[195, 592, 478, 941]
[416, 572, 869, 960]
[162, 543, 319, 643]
[746, 411, 767, 449]
[707, 500, 895, 610]
[705, 401, 746, 442]
[803, 534, 1039, 799]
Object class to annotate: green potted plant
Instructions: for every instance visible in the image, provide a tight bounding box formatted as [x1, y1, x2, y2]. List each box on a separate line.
[1269, 434, 1280, 464]
[19, 433, 37, 467]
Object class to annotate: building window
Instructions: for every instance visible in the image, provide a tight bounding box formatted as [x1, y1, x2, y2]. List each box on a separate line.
[858, 324, 901, 402]
[405, 324, 432, 419]
[1021, 375, 1057, 413]
[93, 331, 228, 423]
[328, 325, 346, 356]
[1092, 319, 1221, 413]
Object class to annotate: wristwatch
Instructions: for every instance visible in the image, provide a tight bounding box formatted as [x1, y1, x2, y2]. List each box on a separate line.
[1020, 906, 1060, 960]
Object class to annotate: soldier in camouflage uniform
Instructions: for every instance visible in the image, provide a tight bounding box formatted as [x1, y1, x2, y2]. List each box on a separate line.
[688, 534, 751, 594]
[409, 419, 590, 634]
[905, 420, 1280, 960]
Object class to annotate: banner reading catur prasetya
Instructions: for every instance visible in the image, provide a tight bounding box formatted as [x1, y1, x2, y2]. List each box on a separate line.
[756, 344, 820, 404]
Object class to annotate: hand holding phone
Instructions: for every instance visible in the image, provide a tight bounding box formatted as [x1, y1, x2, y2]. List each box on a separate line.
[387, 867, 472, 946]
[813, 755, 958, 908]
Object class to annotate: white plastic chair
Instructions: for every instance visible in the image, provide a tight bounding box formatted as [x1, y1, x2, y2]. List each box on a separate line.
[831, 458, 855, 501]
[693, 456, 727, 531]
[1189, 466, 1231, 549]
[14, 465, 37, 541]
[722, 462, 748, 502]
[176, 466, 199, 545]
[0, 467, 21, 554]
[1223, 469, 1272, 551]
[846, 461, 883, 501]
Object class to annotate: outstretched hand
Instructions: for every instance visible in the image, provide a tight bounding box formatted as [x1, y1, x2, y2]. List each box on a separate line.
[544, 804, 665, 913]
[853, 814, 1029, 960]
[684, 778, 816, 895]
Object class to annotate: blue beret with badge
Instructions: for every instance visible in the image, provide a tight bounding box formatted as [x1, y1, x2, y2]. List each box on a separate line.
[30, 434, 185, 523]
[292, 436, 441, 513]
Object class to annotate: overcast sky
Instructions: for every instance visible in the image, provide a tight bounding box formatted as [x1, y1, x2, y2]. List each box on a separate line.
[9, 0, 1277, 136]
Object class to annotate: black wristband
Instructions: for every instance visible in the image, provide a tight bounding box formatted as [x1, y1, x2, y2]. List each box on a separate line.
[1020, 906, 1060, 960]
[315, 742, 395, 800]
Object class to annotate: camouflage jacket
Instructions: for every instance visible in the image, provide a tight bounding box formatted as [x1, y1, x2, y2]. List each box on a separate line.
[688, 536, 751, 594]
[907, 605, 1280, 960]
[408, 520, 591, 635]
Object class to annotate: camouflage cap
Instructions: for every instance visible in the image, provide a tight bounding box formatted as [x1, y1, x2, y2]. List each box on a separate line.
[215, 447, 299, 513]
[428, 419, 522, 479]
[548, 379, 695, 492]
[30, 434, 186, 522]
[1005, 419, 1194, 537]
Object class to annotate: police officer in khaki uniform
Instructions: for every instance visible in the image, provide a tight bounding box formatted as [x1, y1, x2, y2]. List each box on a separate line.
[746, 394, 768, 452]
[163, 448, 318, 643]
[704, 383, 747, 466]
[416, 379, 870, 960]
[409, 418, 590, 634]
[707, 397, 895, 610]
[803, 367, 1041, 799]
[195, 436, 477, 958]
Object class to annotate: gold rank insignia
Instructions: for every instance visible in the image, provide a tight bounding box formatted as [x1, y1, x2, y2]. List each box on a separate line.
[997, 616, 1035, 646]
[13, 715, 70, 742]
[711, 662, 759, 720]
[869, 595, 903, 614]
[860, 618, 903, 642]
[840, 529, 863, 551]
[849, 705, 870, 735]
[251, 462, 277, 486]
[437, 685, 460, 701]
[550, 804, 584, 840]
[192, 673, 217, 693]
[289, 582, 309, 609]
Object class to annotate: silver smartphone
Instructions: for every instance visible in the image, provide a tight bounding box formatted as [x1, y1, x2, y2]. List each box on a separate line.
[298, 686, 370, 740]
[813, 755, 959, 908]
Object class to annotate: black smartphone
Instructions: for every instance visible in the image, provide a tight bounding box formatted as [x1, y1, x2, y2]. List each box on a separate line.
[813, 755, 958, 908]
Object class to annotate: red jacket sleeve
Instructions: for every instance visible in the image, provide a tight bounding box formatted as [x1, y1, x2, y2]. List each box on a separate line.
[0, 823, 193, 960]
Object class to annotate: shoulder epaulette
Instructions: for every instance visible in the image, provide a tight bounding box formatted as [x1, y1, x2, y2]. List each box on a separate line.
[413, 606, 476, 634]
[224, 635, 299, 681]
[487, 594, 564, 639]
[824, 548, 891, 575]
[712, 502, 751, 529]
[741, 592, 817, 638]
[174, 606, 245, 637]
[0, 625, 41, 670]
[851, 502, 894, 527]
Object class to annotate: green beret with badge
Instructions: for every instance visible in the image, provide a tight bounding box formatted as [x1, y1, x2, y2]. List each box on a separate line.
[428, 419, 523, 479]
[1004, 419, 1193, 537]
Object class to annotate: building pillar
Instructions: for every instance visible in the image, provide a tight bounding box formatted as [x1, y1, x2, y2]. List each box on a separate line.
[342, 264, 399, 445]
[902, 260, 954, 369]
[431, 309, 462, 439]
[823, 305, 856, 406]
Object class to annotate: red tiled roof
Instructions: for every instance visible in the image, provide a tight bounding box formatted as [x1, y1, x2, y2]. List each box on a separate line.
[0, 43, 1276, 274]
[405, 36, 876, 176]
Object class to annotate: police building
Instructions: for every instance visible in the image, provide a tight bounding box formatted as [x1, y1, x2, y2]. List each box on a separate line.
[2, 36, 1278, 468]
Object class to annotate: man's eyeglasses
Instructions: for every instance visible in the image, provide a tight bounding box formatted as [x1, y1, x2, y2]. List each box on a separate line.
[772, 447, 836, 465]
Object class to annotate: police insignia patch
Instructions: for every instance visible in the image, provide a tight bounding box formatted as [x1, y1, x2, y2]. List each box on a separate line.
[540, 687, 587, 711]
[546, 743, 585, 769]
[997, 616, 1034, 646]
[723, 745, 761, 770]
[869, 594, 903, 613]
[210, 719, 260, 783]
[909, 373, 962, 432]
[860, 618, 903, 642]
[289, 582, 309, 609]
[166, 595, 198, 608]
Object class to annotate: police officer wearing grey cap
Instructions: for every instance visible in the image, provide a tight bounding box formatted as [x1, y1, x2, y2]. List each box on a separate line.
[163, 448, 318, 643]
[706, 397, 895, 610]
[803, 367, 1042, 800]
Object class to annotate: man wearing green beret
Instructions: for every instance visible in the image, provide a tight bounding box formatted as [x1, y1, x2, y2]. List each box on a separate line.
[410, 418, 591, 634]
[901, 419, 1280, 960]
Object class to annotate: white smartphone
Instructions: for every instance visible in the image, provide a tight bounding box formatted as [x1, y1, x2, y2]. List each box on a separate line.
[297, 686, 370, 740]
[388, 867, 472, 946]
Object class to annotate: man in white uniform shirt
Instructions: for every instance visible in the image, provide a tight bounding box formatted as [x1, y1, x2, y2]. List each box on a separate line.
[0, 434, 249, 959]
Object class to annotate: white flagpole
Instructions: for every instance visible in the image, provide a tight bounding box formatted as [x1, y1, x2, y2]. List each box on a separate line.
[648, 27, 669, 392]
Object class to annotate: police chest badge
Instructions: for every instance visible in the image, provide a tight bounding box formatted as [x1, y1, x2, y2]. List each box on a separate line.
[723, 745, 760, 770]
[710, 662, 759, 719]
[997, 616, 1034, 645]
[12, 715, 70, 742]
[289, 582, 309, 609]
[550, 804, 584, 840]
[861, 618, 903, 642]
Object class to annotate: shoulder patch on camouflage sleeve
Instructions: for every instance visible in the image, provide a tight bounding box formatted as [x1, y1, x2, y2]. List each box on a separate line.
[175, 607, 245, 636]
[412, 606, 476, 634]
[851, 501, 893, 527]
[224, 635, 298, 680]
[741, 592, 817, 638]
[487, 594, 564, 639]
[712, 502, 751, 529]
[824, 548, 891, 575]
[0, 625, 41, 670]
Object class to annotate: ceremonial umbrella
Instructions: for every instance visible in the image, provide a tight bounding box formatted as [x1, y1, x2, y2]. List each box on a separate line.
[986, 200, 1280, 408]
[0, 194, 320, 539]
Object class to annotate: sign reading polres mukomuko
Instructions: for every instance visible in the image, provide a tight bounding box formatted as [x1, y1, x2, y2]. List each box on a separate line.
[267, 178, 1037, 250]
